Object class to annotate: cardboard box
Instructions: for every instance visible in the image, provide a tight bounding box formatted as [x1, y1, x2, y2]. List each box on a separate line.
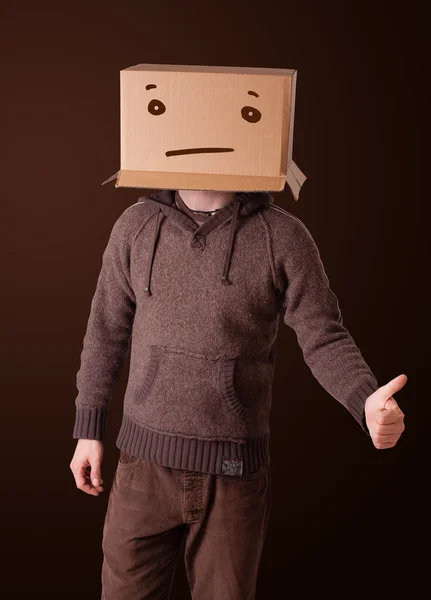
[103, 64, 306, 199]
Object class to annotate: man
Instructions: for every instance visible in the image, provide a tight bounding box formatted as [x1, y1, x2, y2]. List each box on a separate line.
[70, 187, 406, 599]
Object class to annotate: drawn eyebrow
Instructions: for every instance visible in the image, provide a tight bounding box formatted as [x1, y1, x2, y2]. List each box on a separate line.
[145, 83, 259, 97]
[145, 83, 259, 98]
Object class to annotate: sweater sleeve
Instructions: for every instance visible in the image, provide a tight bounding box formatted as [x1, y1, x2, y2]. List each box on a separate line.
[72, 210, 137, 441]
[275, 215, 379, 433]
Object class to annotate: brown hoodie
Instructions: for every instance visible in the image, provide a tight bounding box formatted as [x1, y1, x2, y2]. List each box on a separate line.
[72, 190, 379, 476]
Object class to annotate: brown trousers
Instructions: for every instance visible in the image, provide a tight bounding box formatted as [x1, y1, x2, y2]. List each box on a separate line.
[101, 450, 271, 599]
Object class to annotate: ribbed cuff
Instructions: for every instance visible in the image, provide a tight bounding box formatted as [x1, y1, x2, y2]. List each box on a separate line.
[73, 408, 107, 440]
[344, 379, 379, 435]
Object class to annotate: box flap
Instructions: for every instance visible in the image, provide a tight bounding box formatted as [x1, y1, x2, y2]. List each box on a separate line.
[286, 161, 307, 200]
[101, 165, 306, 198]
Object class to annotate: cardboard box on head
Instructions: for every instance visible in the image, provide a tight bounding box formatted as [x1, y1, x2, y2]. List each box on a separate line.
[102, 64, 306, 200]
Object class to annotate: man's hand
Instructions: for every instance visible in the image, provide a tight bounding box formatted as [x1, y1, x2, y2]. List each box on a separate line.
[365, 374, 407, 449]
[70, 439, 105, 496]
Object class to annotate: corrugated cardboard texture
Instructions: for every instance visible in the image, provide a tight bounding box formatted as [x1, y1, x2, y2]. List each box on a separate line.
[104, 64, 306, 198]
[116, 171, 287, 192]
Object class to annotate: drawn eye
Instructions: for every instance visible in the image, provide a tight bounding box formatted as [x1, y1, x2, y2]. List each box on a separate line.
[148, 99, 166, 115]
[241, 105, 261, 123]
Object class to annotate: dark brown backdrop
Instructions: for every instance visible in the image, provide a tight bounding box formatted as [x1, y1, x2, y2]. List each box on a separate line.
[1, 1, 418, 598]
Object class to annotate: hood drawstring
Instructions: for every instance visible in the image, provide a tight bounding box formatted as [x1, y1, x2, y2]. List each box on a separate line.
[221, 196, 242, 286]
[144, 209, 164, 296]
[143, 195, 244, 295]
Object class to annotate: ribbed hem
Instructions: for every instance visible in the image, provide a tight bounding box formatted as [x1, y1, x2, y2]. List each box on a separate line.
[344, 379, 380, 434]
[116, 413, 270, 475]
[72, 408, 107, 440]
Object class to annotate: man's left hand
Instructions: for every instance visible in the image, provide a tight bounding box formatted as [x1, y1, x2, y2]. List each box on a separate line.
[364, 374, 407, 449]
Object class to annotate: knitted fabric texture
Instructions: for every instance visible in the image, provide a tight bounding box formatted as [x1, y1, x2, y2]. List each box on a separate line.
[72, 190, 379, 475]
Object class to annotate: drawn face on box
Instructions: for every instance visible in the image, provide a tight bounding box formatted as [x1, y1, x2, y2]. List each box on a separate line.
[153, 85, 263, 158]
[116, 65, 304, 194]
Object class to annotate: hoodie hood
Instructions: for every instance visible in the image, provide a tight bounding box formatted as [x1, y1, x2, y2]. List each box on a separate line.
[137, 189, 274, 295]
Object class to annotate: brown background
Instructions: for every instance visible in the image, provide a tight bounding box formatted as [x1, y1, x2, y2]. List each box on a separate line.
[1, 1, 419, 598]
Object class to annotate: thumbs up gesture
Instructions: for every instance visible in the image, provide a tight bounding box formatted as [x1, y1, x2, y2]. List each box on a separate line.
[364, 374, 407, 449]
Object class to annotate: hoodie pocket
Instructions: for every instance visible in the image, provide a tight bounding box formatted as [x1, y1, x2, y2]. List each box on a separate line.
[218, 356, 247, 417]
[135, 345, 163, 404]
[133, 345, 248, 441]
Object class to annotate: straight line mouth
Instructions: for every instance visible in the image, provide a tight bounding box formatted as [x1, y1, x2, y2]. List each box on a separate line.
[165, 148, 234, 157]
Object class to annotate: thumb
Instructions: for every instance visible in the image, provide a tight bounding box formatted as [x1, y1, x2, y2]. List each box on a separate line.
[381, 373, 408, 400]
[89, 457, 103, 486]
